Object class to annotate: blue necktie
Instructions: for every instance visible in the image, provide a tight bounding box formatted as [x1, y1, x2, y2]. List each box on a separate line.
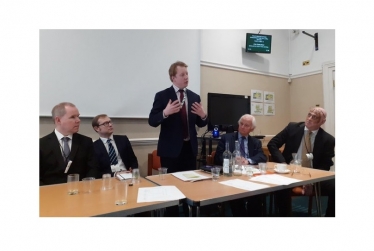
[62, 137, 70, 163]
[107, 139, 118, 165]
[240, 136, 246, 158]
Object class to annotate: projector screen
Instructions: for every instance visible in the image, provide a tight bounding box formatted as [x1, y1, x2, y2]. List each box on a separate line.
[40, 29, 200, 118]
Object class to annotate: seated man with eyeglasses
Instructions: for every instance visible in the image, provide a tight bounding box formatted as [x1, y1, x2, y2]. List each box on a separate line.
[92, 114, 138, 177]
[267, 107, 335, 217]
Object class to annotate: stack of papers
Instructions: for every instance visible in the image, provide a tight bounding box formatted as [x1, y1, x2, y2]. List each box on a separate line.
[137, 186, 186, 202]
[171, 171, 211, 182]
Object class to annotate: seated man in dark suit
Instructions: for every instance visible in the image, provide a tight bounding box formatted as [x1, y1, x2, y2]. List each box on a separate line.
[91, 114, 138, 177]
[214, 114, 267, 216]
[267, 107, 335, 217]
[40, 102, 99, 186]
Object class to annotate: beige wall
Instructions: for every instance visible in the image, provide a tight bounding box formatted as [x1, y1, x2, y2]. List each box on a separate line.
[289, 74, 324, 122]
[39, 66, 324, 177]
[200, 65, 292, 135]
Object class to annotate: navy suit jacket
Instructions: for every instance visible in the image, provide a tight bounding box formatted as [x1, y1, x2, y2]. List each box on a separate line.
[93, 135, 138, 176]
[39, 132, 99, 186]
[148, 86, 208, 158]
[267, 122, 335, 171]
[214, 132, 267, 165]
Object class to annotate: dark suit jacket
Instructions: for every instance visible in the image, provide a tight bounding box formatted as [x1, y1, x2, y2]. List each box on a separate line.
[40, 132, 99, 186]
[214, 132, 267, 165]
[267, 122, 335, 171]
[148, 86, 208, 158]
[93, 135, 138, 176]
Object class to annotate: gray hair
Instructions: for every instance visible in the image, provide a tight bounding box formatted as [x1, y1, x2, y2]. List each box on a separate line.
[51, 102, 76, 121]
[238, 114, 256, 129]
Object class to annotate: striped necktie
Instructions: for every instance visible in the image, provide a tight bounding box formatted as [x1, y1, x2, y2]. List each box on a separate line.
[107, 139, 118, 165]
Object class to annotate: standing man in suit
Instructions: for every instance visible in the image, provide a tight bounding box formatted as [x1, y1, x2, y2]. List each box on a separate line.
[149, 61, 207, 216]
[267, 107, 335, 217]
[149, 61, 208, 173]
[91, 114, 138, 177]
[214, 114, 267, 216]
[40, 102, 99, 186]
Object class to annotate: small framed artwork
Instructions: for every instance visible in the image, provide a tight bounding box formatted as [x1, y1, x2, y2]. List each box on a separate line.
[264, 91, 275, 103]
[251, 102, 263, 115]
[264, 104, 275, 115]
[251, 89, 263, 102]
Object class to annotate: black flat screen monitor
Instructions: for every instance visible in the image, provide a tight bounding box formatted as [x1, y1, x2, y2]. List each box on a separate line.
[207, 93, 251, 132]
[245, 33, 272, 54]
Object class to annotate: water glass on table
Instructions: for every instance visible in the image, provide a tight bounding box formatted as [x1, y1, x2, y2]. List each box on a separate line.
[158, 167, 167, 180]
[258, 162, 267, 174]
[82, 177, 95, 193]
[245, 166, 253, 178]
[101, 173, 113, 190]
[115, 180, 128, 205]
[132, 168, 140, 184]
[211, 167, 220, 181]
[67, 174, 79, 195]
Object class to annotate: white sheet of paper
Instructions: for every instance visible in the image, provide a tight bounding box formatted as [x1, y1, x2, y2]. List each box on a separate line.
[219, 179, 270, 191]
[171, 171, 211, 182]
[137, 186, 186, 202]
[250, 174, 301, 185]
[116, 173, 132, 180]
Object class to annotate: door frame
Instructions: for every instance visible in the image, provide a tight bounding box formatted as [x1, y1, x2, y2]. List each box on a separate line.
[322, 61, 335, 136]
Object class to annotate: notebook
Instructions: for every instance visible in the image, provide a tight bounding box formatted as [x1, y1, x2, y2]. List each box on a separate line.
[116, 172, 132, 180]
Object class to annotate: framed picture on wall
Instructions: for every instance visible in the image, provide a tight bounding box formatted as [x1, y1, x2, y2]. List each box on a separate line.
[251, 102, 263, 115]
[264, 91, 275, 103]
[251, 89, 263, 102]
[264, 104, 275, 115]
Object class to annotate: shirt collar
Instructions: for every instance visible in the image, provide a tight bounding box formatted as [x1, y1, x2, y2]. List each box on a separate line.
[100, 135, 114, 144]
[238, 134, 248, 140]
[173, 84, 186, 93]
[304, 126, 319, 135]
[54, 129, 72, 140]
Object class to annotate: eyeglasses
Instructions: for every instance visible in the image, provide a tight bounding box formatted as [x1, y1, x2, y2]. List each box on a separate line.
[307, 113, 320, 120]
[98, 121, 112, 127]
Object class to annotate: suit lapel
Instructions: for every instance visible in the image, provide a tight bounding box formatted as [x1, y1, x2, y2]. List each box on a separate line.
[48, 132, 66, 169]
[114, 135, 124, 160]
[186, 89, 192, 115]
[247, 135, 255, 157]
[294, 124, 305, 152]
[70, 134, 79, 162]
[168, 86, 178, 102]
[229, 133, 237, 152]
[313, 128, 324, 155]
